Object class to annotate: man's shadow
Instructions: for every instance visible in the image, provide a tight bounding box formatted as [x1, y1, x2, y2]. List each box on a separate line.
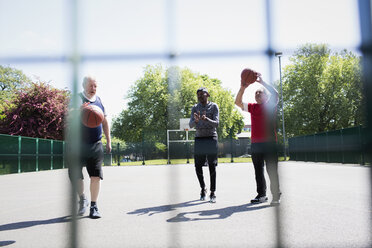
[0, 215, 85, 232]
[127, 200, 208, 216]
[167, 203, 272, 222]
[0, 240, 16, 247]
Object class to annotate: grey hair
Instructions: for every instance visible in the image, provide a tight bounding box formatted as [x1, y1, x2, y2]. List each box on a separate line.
[256, 86, 270, 97]
[82, 75, 97, 87]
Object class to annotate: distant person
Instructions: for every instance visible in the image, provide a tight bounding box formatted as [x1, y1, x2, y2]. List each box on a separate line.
[68, 76, 112, 218]
[235, 72, 281, 206]
[189, 87, 219, 203]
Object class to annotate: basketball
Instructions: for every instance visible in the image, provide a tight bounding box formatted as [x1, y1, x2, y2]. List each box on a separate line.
[81, 104, 104, 128]
[241, 68, 257, 86]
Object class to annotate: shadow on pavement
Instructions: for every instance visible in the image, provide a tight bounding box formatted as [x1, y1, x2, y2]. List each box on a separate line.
[0, 240, 16, 247]
[127, 200, 209, 216]
[0, 215, 85, 232]
[167, 203, 272, 222]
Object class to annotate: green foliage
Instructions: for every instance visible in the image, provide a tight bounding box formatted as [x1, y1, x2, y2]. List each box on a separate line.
[0, 82, 70, 140]
[102, 136, 126, 152]
[112, 65, 244, 145]
[281, 43, 363, 137]
[0, 66, 32, 120]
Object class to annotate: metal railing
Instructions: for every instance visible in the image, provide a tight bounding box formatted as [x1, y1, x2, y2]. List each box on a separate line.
[288, 126, 369, 165]
[0, 134, 65, 175]
[110, 130, 252, 166]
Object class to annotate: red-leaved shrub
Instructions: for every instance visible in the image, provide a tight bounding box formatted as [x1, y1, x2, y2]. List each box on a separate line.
[0, 82, 70, 140]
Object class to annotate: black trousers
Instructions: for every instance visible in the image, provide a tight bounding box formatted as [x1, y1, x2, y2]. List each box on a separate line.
[251, 142, 280, 197]
[194, 137, 218, 192]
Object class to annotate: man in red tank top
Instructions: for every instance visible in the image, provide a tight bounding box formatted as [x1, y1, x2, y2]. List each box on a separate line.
[235, 72, 281, 206]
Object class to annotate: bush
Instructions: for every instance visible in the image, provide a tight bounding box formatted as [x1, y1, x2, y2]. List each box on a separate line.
[0, 82, 70, 140]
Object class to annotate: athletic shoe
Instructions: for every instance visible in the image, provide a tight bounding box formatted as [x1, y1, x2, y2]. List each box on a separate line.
[200, 188, 207, 201]
[209, 192, 216, 203]
[78, 198, 89, 216]
[251, 195, 268, 204]
[89, 205, 101, 219]
[271, 193, 281, 206]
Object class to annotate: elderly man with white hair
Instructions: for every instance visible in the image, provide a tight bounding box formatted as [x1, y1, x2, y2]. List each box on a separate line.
[68, 75, 111, 219]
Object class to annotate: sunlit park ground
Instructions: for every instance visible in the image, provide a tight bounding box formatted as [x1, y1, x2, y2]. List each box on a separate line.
[1, 160, 371, 248]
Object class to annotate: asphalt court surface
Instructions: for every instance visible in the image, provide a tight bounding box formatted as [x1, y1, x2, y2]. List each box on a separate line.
[0, 161, 371, 248]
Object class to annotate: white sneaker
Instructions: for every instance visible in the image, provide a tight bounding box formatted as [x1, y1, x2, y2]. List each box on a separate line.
[78, 198, 89, 216]
[271, 194, 281, 206]
[251, 195, 268, 204]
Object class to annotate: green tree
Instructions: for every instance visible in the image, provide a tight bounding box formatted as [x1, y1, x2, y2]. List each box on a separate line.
[282, 43, 363, 137]
[0, 66, 31, 119]
[112, 65, 244, 144]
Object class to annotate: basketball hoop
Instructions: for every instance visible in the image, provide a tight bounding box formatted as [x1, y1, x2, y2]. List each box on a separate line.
[179, 118, 194, 131]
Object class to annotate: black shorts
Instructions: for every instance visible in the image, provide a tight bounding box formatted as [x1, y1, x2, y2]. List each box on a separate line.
[68, 140, 104, 180]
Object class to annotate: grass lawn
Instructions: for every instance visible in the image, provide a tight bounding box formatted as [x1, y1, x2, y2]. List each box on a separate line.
[108, 156, 290, 166]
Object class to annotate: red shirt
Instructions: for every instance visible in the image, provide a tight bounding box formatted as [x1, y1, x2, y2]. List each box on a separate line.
[244, 102, 277, 143]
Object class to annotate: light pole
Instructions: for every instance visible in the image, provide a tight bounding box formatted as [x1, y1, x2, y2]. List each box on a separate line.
[275, 52, 287, 160]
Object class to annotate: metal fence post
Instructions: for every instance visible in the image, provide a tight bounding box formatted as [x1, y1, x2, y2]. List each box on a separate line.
[18, 136, 21, 173]
[314, 134, 317, 162]
[51, 140, 54, 170]
[117, 143, 120, 166]
[36, 138, 39, 172]
[167, 130, 171, 164]
[62, 141, 65, 169]
[326, 131, 330, 163]
[341, 129, 345, 164]
[359, 125, 365, 165]
[230, 129, 234, 163]
[142, 130, 145, 165]
[186, 130, 190, 164]
[304, 136, 307, 162]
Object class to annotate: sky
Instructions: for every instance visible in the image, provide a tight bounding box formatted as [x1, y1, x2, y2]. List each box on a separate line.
[0, 0, 362, 126]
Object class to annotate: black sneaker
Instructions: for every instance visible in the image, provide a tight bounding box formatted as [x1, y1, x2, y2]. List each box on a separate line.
[209, 192, 216, 203]
[89, 205, 101, 219]
[251, 195, 268, 204]
[200, 188, 207, 201]
[78, 198, 88, 216]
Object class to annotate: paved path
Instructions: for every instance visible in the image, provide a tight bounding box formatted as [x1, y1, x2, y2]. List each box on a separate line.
[0, 161, 371, 248]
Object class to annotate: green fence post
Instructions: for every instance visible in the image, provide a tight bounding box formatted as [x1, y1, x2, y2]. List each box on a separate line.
[313, 135, 317, 162]
[18, 136, 21, 173]
[51, 140, 54, 170]
[326, 131, 330, 163]
[186, 140, 190, 164]
[62, 141, 65, 168]
[117, 143, 120, 166]
[359, 126, 365, 165]
[304, 136, 307, 162]
[341, 129, 345, 164]
[36, 138, 39, 172]
[142, 130, 145, 165]
[230, 129, 234, 163]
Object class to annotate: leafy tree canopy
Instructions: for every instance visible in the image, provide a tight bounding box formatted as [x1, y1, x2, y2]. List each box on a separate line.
[0, 65, 31, 92]
[281, 43, 363, 137]
[0, 65, 32, 119]
[112, 65, 244, 143]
